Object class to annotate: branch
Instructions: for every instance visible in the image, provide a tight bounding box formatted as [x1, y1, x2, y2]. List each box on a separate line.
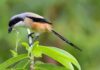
[27, 28, 34, 70]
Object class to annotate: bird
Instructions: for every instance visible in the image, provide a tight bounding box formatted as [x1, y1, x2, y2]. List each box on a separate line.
[8, 12, 81, 51]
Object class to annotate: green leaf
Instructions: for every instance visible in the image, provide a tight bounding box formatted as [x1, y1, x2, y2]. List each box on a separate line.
[50, 47, 81, 70]
[32, 42, 42, 57]
[22, 41, 42, 57]
[0, 54, 28, 70]
[22, 42, 29, 51]
[35, 62, 68, 70]
[33, 45, 81, 70]
[10, 50, 18, 57]
[14, 58, 30, 69]
[22, 42, 31, 56]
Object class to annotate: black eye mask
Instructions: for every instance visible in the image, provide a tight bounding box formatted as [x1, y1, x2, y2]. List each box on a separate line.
[9, 17, 24, 27]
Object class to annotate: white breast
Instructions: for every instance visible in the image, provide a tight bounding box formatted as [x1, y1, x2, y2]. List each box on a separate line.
[14, 21, 25, 27]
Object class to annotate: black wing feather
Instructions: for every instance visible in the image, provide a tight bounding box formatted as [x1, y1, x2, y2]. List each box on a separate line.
[27, 16, 52, 24]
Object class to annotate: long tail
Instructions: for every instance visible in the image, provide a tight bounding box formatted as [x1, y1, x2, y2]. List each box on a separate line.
[52, 30, 82, 51]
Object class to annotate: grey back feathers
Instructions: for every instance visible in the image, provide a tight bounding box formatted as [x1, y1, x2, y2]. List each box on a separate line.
[10, 12, 44, 20]
[9, 12, 51, 27]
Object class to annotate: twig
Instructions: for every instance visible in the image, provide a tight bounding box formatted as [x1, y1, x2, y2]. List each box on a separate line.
[27, 28, 34, 70]
[15, 31, 19, 52]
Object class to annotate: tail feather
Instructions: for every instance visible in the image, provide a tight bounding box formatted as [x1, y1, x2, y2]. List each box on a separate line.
[52, 30, 82, 51]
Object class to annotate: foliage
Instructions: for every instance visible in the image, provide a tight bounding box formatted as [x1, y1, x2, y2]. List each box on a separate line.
[0, 41, 81, 70]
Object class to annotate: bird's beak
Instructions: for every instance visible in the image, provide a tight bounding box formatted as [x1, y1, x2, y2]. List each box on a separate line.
[8, 27, 12, 33]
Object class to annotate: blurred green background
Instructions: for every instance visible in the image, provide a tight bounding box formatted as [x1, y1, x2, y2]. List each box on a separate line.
[0, 0, 100, 70]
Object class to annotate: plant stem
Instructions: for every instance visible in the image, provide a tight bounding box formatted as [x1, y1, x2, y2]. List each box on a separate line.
[15, 31, 19, 52]
[27, 29, 34, 70]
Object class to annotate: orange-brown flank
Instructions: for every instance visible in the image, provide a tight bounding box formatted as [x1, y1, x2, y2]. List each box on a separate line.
[24, 17, 52, 33]
[31, 22, 52, 32]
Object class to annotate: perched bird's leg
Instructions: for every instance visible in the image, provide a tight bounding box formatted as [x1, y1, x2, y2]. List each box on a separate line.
[28, 32, 40, 46]
[28, 32, 34, 46]
[32, 35, 39, 44]
[28, 32, 34, 39]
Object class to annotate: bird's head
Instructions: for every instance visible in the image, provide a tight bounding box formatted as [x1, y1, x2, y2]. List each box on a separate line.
[8, 17, 24, 33]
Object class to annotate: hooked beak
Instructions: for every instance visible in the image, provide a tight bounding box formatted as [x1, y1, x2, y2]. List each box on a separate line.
[8, 27, 12, 33]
